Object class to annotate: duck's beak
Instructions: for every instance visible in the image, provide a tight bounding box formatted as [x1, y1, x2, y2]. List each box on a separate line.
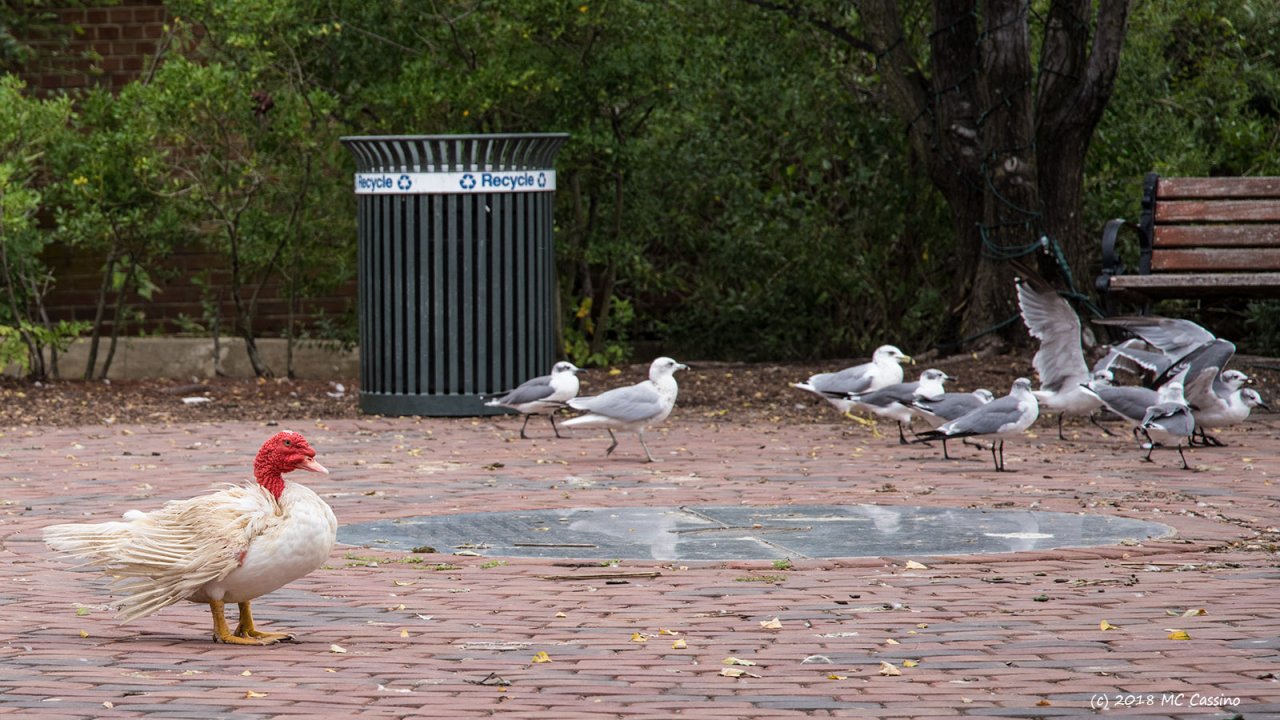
[297, 457, 329, 474]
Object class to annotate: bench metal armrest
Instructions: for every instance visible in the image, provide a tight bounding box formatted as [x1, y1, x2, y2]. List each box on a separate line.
[1096, 218, 1149, 294]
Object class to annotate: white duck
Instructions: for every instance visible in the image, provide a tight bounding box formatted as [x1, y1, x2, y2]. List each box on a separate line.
[43, 431, 335, 645]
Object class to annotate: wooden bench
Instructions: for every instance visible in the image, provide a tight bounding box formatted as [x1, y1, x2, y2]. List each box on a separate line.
[1095, 173, 1280, 303]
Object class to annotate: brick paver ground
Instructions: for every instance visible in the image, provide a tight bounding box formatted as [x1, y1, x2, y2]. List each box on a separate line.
[1, 408, 1277, 718]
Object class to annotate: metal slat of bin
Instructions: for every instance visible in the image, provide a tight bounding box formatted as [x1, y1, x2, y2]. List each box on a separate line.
[342, 133, 568, 416]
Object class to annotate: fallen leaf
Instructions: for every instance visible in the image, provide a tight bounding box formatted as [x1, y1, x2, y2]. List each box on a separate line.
[916, 623, 928, 628]
[1182, 608, 1206, 617]
[720, 667, 747, 678]
[400, 629, 410, 638]
[630, 632, 648, 643]
[102, 701, 114, 709]
[245, 690, 268, 699]
[1036, 699, 1051, 707]
[878, 661, 902, 676]
[1100, 620, 1119, 631]
[240, 670, 252, 676]
[672, 639, 687, 649]
[79, 630, 89, 638]
[723, 657, 757, 666]
[1167, 630, 1191, 640]
[904, 560, 928, 570]
[329, 644, 347, 653]
[75, 607, 90, 617]
[658, 628, 679, 636]
[759, 617, 783, 630]
[902, 659, 919, 668]
[885, 638, 900, 645]
[388, 604, 406, 611]
[827, 673, 847, 680]
[531, 651, 552, 663]
[554, 612, 567, 618]
[393, 580, 415, 587]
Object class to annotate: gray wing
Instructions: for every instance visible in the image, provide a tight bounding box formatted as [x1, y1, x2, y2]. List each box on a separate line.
[809, 362, 874, 396]
[854, 381, 919, 408]
[491, 375, 555, 406]
[913, 393, 983, 422]
[1093, 340, 1172, 379]
[1017, 280, 1088, 392]
[1182, 365, 1226, 414]
[1141, 402, 1195, 437]
[1094, 385, 1159, 422]
[942, 395, 1023, 435]
[569, 383, 664, 422]
[1093, 316, 1216, 360]
[1178, 339, 1236, 396]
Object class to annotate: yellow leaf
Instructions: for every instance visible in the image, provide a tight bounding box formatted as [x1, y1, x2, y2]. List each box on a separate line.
[672, 639, 687, 649]
[1100, 620, 1119, 631]
[902, 659, 919, 668]
[723, 656, 757, 666]
[827, 673, 847, 680]
[388, 603, 405, 611]
[79, 630, 89, 638]
[329, 644, 347, 653]
[885, 638, 900, 645]
[240, 670, 252, 676]
[878, 661, 902, 676]
[759, 617, 783, 630]
[102, 701, 114, 709]
[916, 623, 928, 629]
[531, 651, 552, 663]
[719, 667, 749, 678]
[393, 580, 415, 587]
[245, 690, 268, 699]
[1167, 630, 1191, 640]
[554, 612, 567, 618]
[658, 628, 678, 636]
[1182, 608, 1206, 617]
[631, 632, 648, 643]
[399, 629, 410, 638]
[1036, 699, 1051, 707]
[904, 560, 928, 570]
[608, 367, 622, 376]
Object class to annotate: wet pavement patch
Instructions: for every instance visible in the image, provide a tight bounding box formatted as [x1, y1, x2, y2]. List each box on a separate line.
[339, 504, 1175, 561]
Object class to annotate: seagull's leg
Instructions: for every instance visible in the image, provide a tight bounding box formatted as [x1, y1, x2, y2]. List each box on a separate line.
[519, 414, 533, 440]
[1176, 442, 1190, 470]
[549, 412, 563, 439]
[234, 601, 292, 643]
[604, 429, 619, 456]
[1201, 428, 1225, 447]
[1089, 413, 1115, 437]
[1141, 438, 1156, 463]
[897, 422, 909, 445]
[209, 600, 276, 646]
[1057, 413, 1067, 441]
[941, 437, 952, 460]
[637, 431, 656, 463]
[989, 441, 1001, 472]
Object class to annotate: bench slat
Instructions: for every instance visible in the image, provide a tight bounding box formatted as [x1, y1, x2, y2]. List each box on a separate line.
[1154, 224, 1280, 248]
[1155, 199, 1280, 223]
[1158, 176, 1280, 199]
[1150, 248, 1280, 272]
[1109, 272, 1280, 296]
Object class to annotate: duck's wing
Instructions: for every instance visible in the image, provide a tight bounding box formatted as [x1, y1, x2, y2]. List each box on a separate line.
[44, 484, 278, 621]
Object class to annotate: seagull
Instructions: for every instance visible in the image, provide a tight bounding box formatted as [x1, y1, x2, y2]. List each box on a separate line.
[1187, 371, 1268, 446]
[1138, 381, 1195, 469]
[911, 388, 995, 459]
[913, 378, 1040, 472]
[563, 357, 687, 462]
[1014, 267, 1107, 439]
[791, 345, 912, 414]
[485, 361, 582, 439]
[846, 368, 950, 444]
[1093, 315, 1229, 387]
[1093, 338, 1175, 384]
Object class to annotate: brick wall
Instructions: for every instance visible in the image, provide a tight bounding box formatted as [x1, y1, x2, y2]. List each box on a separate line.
[17, 3, 358, 338]
[21, 2, 171, 93]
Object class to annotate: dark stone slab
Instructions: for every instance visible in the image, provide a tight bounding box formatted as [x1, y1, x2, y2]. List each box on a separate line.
[338, 504, 1175, 561]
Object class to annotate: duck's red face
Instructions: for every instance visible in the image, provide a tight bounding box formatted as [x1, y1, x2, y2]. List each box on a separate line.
[255, 431, 329, 480]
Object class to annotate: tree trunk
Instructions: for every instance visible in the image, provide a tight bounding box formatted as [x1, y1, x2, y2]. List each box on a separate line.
[84, 245, 120, 380]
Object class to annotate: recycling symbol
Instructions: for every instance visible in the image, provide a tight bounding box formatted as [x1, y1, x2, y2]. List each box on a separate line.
[397, 174, 412, 191]
[537, 172, 547, 188]
[460, 174, 477, 190]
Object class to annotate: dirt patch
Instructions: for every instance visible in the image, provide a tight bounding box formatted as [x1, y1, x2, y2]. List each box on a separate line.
[3, 351, 1275, 429]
